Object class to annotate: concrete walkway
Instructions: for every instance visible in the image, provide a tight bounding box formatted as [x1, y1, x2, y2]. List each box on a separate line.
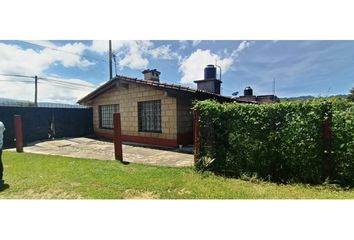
[11, 137, 194, 167]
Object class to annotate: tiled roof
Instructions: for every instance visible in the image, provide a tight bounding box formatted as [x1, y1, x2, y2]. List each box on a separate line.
[78, 75, 256, 104]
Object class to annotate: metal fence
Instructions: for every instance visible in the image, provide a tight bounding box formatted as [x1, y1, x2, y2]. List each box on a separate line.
[0, 106, 93, 148]
[0, 102, 88, 109]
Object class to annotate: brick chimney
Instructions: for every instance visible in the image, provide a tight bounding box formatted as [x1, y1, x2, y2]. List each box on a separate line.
[142, 69, 160, 82]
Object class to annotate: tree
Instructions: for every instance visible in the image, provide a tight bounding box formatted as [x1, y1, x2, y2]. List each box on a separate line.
[348, 87, 354, 102]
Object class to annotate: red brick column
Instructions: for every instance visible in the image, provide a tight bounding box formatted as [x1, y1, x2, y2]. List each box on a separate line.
[193, 110, 200, 164]
[113, 113, 123, 161]
[14, 115, 23, 153]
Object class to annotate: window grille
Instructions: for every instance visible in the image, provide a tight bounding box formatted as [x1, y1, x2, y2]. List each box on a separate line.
[138, 100, 161, 132]
[99, 104, 119, 129]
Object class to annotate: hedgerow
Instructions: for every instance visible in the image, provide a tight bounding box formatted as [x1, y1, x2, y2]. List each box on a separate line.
[194, 98, 354, 186]
[332, 101, 354, 185]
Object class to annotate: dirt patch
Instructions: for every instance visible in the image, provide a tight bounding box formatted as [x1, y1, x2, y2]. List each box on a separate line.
[122, 189, 160, 199]
[177, 188, 192, 195]
[167, 188, 192, 196]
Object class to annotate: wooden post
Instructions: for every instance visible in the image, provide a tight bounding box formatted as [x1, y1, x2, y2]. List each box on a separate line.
[113, 113, 123, 161]
[14, 115, 23, 153]
[193, 110, 200, 164]
[322, 115, 333, 179]
[34, 75, 38, 107]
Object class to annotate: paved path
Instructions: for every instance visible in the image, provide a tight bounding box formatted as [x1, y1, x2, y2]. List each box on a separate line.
[10, 137, 194, 167]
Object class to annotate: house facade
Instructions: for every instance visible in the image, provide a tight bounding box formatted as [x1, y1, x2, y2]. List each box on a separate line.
[78, 66, 240, 148]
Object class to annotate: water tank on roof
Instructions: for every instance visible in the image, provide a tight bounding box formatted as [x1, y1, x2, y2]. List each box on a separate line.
[204, 64, 217, 80]
[244, 86, 253, 96]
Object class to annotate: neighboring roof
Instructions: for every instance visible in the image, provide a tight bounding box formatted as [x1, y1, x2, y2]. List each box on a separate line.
[194, 79, 222, 83]
[78, 75, 257, 104]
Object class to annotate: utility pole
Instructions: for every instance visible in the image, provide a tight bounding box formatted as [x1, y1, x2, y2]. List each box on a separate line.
[35, 75, 38, 107]
[273, 77, 276, 96]
[109, 40, 113, 80]
[112, 53, 117, 76]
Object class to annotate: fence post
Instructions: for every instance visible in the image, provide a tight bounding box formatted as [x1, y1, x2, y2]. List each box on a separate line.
[193, 110, 200, 164]
[113, 113, 123, 161]
[14, 115, 23, 153]
[322, 109, 333, 179]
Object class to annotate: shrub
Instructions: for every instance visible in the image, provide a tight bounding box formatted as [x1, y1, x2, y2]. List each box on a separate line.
[332, 100, 354, 185]
[194, 98, 354, 186]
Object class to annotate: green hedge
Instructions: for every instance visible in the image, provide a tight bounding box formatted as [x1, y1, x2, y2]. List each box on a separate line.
[332, 102, 354, 186]
[194, 98, 354, 186]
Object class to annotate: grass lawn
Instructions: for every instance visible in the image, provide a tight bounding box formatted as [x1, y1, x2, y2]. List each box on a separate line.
[1, 151, 354, 199]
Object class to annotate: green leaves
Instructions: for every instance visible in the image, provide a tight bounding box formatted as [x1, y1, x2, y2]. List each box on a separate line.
[194, 98, 354, 186]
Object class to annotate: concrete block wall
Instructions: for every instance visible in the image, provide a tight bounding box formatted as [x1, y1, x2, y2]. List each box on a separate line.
[91, 82, 178, 146]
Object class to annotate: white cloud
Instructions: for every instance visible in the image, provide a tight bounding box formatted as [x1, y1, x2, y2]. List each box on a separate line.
[117, 41, 152, 69]
[231, 40, 255, 57]
[25, 40, 57, 48]
[0, 43, 51, 75]
[192, 40, 202, 47]
[0, 41, 96, 103]
[0, 42, 94, 76]
[89, 40, 109, 54]
[149, 45, 177, 60]
[178, 40, 202, 50]
[90, 40, 180, 70]
[178, 41, 255, 85]
[90, 40, 150, 69]
[179, 40, 188, 50]
[37, 77, 96, 103]
[179, 49, 234, 84]
[0, 75, 96, 103]
[55, 42, 94, 67]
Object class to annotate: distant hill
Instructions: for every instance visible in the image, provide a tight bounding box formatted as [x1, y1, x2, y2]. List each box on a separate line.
[0, 97, 33, 106]
[0, 97, 26, 102]
[280, 94, 348, 102]
[0, 98, 87, 108]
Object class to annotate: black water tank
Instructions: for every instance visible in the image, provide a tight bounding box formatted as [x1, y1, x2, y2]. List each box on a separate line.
[244, 86, 253, 96]
[204, 65, 217, 79]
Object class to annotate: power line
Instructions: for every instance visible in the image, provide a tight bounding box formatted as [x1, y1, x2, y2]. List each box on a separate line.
[0, 72, 96, 105]
[38, 80, 86, 90]
[38, 77, 96, 89]
[0, 73, 35, 78]
[18, 40, 108, 63]
[38, 80, 93, 90]
[0, 73, 96, 89]
[0, 78, 33, 83]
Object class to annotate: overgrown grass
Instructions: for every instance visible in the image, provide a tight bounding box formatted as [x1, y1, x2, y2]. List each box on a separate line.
[1, 151, 354, 199]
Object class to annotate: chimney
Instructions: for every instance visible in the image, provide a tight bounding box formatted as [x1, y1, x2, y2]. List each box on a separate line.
[142, 69, 160, 82]
[194, 64, 222, 94]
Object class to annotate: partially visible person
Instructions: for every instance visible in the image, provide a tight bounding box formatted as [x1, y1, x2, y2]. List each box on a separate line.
[0, 121, 5, 184]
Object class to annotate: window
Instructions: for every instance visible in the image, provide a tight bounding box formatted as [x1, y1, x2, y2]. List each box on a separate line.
[138, 100, 161, 132]
[99, 104, 119, 129]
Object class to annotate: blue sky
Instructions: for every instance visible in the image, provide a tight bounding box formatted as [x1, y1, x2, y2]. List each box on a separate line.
[0, 40, 353, 103]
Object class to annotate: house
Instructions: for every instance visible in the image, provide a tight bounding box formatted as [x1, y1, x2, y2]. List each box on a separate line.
[78, 65, 248, 148]
[237, 86, 280, 103]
